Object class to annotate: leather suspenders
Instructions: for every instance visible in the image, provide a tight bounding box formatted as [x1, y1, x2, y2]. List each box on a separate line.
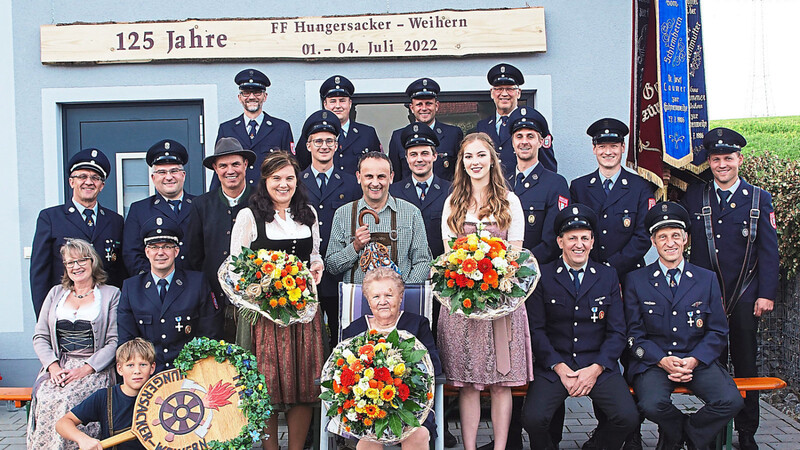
[701, 182, 761, 315]
[106, 386, 131, 450]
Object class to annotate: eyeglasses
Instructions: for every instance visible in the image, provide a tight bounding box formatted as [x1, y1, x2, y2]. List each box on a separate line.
[70, 174, 104, 183]
[64, 257, 91, 268]
[153, 168, 185, 177]
[240, 91, 264, 98]
[492, 86, 519, 93]
[310, 138, 337, 148]
[146, 244, 179, 251]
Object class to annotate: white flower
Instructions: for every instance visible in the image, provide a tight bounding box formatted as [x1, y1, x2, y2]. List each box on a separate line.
[358, 378, 371, 391]
[257, 249, 270, 260]
[357, 399, 367, 409]
[353, 386, 364, 397]
[469, 270, 483, 281]
[479, 229, 491, 239]
[492, 257, 509, 271]
[347, 411, 358, 422]
[478, 241, 491, 252]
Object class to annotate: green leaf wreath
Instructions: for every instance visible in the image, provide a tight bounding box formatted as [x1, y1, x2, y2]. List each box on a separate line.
[173, 337, 272, 449]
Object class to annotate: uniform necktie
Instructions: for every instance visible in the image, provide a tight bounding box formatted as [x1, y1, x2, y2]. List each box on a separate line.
[417, 181, 428, 201]
[167, 199, 181, 215]
[157, 279, 168, 303]
[317, 173, 328, 193]
[338, 130, 346, 146]
[515, 173, 525, 194]
[717, 189, 730, 209]
[569, 268, 583, 294]
[603, 179, 612, 196]
[248, 120, 258, 140]
[499, 115, 510, 142]
[667, 268, 680, 295]
[84, 209, 95, 229]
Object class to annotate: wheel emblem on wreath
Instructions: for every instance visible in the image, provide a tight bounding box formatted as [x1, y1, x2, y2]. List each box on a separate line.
[158, 391, 205, 437]
[152, 379, 237, 442]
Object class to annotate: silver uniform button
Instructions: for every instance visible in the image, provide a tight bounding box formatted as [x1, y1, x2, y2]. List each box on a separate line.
[672, 342, 677, 346]
[573, 337, 578, 342]
[139, 320, 143, 325]
[672, 311, 678, 316]
[163, 348, 169, 353]
[573, 322, 577, 326]
[575, 306, 579, 310]
[161, 319, 166, 323]
[673, 327, 677, 332]
[162, 334, 166, 339]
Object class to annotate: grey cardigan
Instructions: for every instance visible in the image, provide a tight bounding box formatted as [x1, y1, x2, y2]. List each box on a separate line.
[31, 284, 120, 383]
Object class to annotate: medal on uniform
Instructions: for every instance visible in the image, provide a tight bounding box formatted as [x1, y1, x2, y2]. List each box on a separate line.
[599, 310, 605, 320]
[686, 311, 694, 327]
[175, 316, 184, 332]
[185, 325, 192, 334]
[696, 318, 704, 328]
[623, 214, 631, 228]
[528, 214, 536, 224]
[591, 307, 599, 323]
[443, 160, 450, 168]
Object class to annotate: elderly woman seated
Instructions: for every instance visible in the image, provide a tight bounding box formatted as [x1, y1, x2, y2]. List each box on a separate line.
[341, 267, 443, 450]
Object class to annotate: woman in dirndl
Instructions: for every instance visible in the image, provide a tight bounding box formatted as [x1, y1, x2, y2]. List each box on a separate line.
[230, 150, 325, 450]
[28, 238, 119, 449]
[437, 133, 534, 450]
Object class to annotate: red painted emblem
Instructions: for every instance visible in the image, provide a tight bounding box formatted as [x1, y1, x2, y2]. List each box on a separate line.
[648, 198, 656, 210]
[289, 141, 296, 155]
[598, 310, 605, 320]
[558, 196, 568, 210]
[770, 212, 777, 229]
[542, 134, 553, 149]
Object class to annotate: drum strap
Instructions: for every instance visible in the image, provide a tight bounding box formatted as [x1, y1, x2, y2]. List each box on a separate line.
[107, 385, 131, 450]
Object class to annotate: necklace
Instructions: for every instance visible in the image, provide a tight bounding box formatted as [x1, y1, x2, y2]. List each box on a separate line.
[74, 289, 93, 299]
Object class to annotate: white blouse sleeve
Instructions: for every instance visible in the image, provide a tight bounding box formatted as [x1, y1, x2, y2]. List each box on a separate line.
[309, 205, 324, 268]
[506, 192, 525, 243]
[441, 194, 457, 240]
[230, 208, 258, 256]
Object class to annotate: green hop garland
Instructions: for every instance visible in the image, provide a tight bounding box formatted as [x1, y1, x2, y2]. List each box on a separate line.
[173, 337, 272, 449]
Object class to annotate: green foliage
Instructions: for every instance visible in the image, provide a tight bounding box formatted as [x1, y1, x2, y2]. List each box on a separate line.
[710, 116, 800, 159]
[173, 337, 272, 449]
[739, 151, 800, 278]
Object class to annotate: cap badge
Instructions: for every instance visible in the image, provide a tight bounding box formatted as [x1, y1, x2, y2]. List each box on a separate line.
[164, 142, 170, 150]
[528, 214, 535, 224]
[335, 76, 341, 84]
[322, 111, 328, 119]
[717, 129, 724, 136]
[500, 66, 506, 73]
[423, 79, 428, 86]
[662, 204, 668, 212]
[249, 70, 254, 76]
[521, 107, 527, 115]
[572, 207, 579, 215]
[156, 217, 163, 225]
[413, 124, 419, 132]
[91, 150, 98, 157]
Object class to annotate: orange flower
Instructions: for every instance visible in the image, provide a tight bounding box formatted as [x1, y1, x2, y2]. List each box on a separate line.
[255, 271, 263, 279]
[295, 301, 305, 310]
[274, 280, 283, 290]
[359, 344, 375, 359]
[377, 410, 387, 419]
[248, 254, 255, 259]
[345, 426, 351, 432]
[364, 404, 379, 418]
[271, 253, 280, 261]
[426, 392, 433, 400]
[369, 379, 378, 388]
[380, 386, 396, 402]
[282, 275, 296, 289]
[336, 358, 345, 367]
[444, 269, 451, 278]
[351, 360, 363, 372]
[332, 381, 341, 393]
[466, 279, 475, 288]
[263, 262, 275, 273]
[269, 299, 278, 307]
[447, 279, 455, 288]
[483, 269, 498, 285]
[363, 418, 373, 426]
[480, 282, 489, 291]
[462, 258, 478, 273]
[278, 297, 287, 306]
[463, 298, 472, 308]
[254, 258, 263, 265]
[393, 378, 402, 386]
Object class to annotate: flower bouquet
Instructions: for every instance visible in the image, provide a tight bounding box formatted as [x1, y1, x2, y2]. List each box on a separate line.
[217, 248, 318, 327]
[319, 329, 435, 444]
[430, 227, 540, 319]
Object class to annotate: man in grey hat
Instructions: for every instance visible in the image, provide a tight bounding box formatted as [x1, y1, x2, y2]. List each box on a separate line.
[186, 137, 256, 342]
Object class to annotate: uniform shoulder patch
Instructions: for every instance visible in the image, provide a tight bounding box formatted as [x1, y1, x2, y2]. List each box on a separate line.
[558, 196, 569, 211]
[770, 211, 777, 229]
[648, 198, 656, 210]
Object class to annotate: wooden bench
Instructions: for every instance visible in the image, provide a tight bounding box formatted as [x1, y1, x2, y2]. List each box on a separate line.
[444, 376, 787, 398]
[0, 387, 33, 408]
[444, 377, 786, 450]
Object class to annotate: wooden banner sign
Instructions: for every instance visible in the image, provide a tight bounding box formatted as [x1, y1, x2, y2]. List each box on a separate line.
[40, 8, 546, 64]
[95, 357, 248, 449]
